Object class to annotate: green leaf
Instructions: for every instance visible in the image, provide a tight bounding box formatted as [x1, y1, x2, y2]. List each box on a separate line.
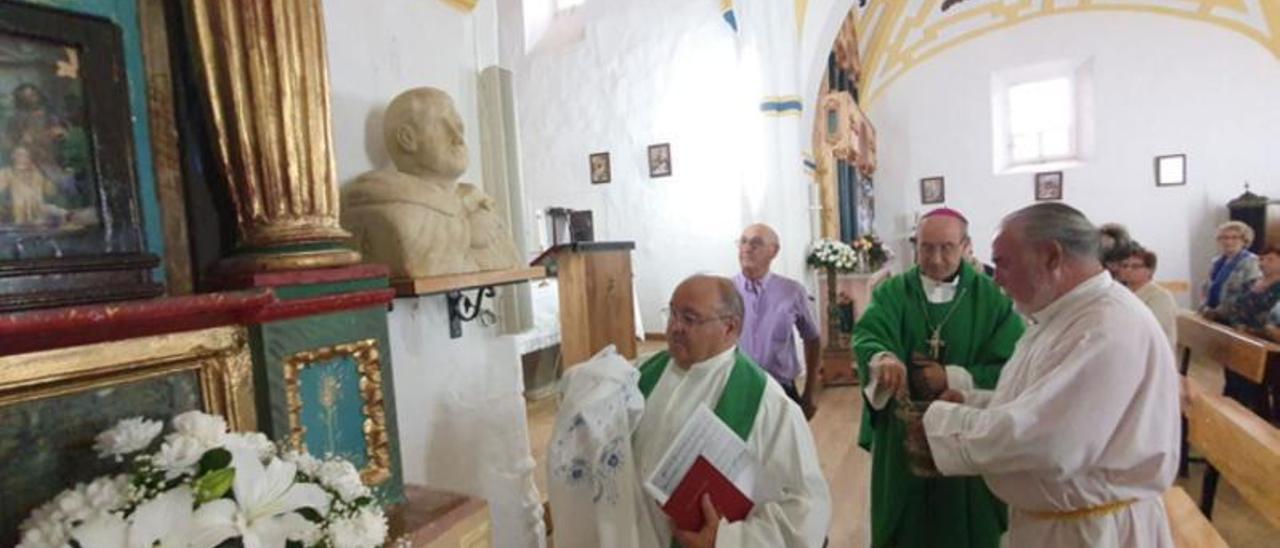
[194, 467, 236, 503]
[297, 507, 324, 523]
[353, 496, 373, 507]
[199, 448, 232, 474]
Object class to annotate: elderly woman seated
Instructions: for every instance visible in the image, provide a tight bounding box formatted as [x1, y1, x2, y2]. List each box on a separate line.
[1201, 220, 1262, 319]
[1119, 247, 1178, 350]
[1208, 245, 1280, 418]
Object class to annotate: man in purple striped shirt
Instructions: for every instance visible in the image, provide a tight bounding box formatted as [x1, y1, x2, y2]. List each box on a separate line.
[734, 223, 822, 419]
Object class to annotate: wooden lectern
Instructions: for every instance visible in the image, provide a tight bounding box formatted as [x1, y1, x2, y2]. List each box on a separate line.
[533, 242, 637, 367]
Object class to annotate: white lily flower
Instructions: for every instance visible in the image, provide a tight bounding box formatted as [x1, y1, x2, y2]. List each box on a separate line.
[69, 487, 200, 548]
[189, 449, 330, 548]
[68, 512, 126, 548]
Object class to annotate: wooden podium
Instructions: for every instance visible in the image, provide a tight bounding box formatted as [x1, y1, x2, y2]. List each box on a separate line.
[534, 242, 637, 367]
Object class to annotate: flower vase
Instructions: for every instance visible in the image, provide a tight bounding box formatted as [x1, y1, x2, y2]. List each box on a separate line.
[855, 249, 871, 274]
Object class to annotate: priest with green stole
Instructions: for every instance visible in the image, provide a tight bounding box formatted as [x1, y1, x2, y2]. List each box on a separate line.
[634, 275, 831, 547]
[853, 208, 1024, 548]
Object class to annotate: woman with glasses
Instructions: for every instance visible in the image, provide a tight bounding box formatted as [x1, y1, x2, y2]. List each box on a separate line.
[1205, 245, 1280, 419]
[1200, 220, 1262, 319]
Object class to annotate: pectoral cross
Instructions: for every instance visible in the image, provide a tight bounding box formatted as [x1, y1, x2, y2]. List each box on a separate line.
[927, 329, 945, 361]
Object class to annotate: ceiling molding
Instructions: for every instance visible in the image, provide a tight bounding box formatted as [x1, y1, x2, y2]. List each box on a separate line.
[854, 0, 1280, 110]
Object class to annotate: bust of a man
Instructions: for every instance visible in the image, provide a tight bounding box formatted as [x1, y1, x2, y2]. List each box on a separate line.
[341, 87, 520, 278]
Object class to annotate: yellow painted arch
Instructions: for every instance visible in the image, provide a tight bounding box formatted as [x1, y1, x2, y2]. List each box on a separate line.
[854, 0, 1280, 109]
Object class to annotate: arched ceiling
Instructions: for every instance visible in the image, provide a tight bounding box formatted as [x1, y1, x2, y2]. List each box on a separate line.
[854, 0, 1280, 109]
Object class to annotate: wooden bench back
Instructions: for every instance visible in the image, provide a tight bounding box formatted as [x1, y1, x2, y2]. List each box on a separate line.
[1177, 312, 1278, 383]
[1185, 378, 1280, 529]
[1163, 486, 1227, 548]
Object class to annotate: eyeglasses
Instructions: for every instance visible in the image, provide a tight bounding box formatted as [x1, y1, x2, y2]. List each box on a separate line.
[1217, 234, 1243, 242]
[736, 237, 770, 251]
[661, 306, 729, 327]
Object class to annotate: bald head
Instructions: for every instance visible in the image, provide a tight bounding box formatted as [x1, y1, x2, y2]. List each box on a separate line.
[743, 224, 779, 246]
[666, 275, 742, 367]
[739, 224, 780, 279]
[383, 87, 469, 181]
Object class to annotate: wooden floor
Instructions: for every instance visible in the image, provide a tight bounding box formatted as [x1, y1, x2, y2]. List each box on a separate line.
[809, 384, 871, 547]
[525, 350, 1274, 547]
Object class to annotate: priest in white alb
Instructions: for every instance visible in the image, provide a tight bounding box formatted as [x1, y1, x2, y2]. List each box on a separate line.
[633, 275, 830, 547]
[909, 203, 1180, 547]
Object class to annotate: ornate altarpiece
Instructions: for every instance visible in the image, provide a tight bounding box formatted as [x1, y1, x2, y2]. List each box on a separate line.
[0, 2, 407, 542]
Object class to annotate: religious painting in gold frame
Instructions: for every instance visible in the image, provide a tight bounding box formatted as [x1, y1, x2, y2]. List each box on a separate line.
[0, 326, 256, 546]
[283, 339, 393, 486]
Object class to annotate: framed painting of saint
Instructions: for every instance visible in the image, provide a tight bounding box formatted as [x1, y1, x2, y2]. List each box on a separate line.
[1034, 171, 1064, 201]
[920, 176, 945, 204]
[648, 143, 672, 178]
[0, 2, 160, 312]
[589, 152, 610, 184]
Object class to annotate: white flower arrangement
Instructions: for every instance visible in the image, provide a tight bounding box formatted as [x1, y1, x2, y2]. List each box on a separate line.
[17, 411, 387, 548]
[806, 238, 861, 272]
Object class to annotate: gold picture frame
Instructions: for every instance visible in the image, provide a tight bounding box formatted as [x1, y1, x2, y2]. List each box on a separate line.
[0, 325, 257, 429]
[0, 325, 257, 545]
[283, 339, 392, 486]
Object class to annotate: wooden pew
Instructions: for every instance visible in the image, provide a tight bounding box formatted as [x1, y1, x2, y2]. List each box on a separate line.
[1175, 312, 1279, 477]
[1163, 486, 1227, 548]
[1175, 312, 1277, 385]
[1184, 378, 1280, 527]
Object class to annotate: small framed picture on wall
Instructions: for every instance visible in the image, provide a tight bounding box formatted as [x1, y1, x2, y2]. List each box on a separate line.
[1034, 171, 1063, 201]
[920, 176, 945, 204]
[1155, 154, 1186, 187]
[648, 143, 672, 178]
[589, 152, 611, 184]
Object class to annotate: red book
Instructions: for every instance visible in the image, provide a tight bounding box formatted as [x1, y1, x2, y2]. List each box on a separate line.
[661, 455, 754, 531]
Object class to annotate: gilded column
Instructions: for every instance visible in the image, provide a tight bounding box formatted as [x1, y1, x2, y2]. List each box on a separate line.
[184, 0, 359, 272]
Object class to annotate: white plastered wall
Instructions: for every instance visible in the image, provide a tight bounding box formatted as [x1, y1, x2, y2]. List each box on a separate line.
[323, 1, 544, 546]
[862, 12, 1280, 307]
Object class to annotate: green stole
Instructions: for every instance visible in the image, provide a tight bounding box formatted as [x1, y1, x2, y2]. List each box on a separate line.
[638, 349, 767, 544]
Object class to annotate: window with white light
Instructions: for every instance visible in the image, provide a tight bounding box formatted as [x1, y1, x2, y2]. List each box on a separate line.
[992, 60, 1092, 173]
[1006, 77, 1073, 163]
[556, 0, 586, 11]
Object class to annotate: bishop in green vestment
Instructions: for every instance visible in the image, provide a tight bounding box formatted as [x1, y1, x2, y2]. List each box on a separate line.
[853, 209, 1024, 548]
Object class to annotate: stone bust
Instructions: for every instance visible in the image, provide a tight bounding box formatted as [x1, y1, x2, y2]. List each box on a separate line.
[341, 87, 521, 278]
